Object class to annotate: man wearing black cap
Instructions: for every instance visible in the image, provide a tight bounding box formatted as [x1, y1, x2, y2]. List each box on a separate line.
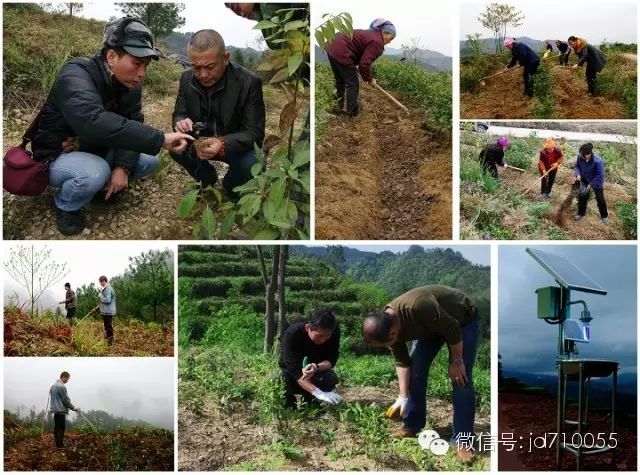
[171, 29, 265, 195]
[31, 17, 194, 236]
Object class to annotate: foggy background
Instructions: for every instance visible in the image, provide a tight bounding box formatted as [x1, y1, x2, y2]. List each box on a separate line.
[5, 358, 174, 429]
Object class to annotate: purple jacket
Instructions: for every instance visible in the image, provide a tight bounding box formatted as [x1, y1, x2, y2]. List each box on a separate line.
[575, 154, 605, 189]
[325, 29, 385, 82]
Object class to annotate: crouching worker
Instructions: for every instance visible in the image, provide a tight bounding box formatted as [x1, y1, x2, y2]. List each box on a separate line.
[171, 29, 266, 196]
[279, 308, 342, 408]
[31, 17, 193, 235]
[362, 285, 479, 461]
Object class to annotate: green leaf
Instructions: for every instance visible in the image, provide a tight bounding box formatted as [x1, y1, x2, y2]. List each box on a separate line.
[315, 30, 325, 48]
[323, 22, 335, 42]
[292, 147, 310, 169]
[286, 199, 298, 225]
[201, 205, 216, 239]
[270, 67, 291, 84]
[297, 171, 310, 193]
[177, 189, 198, 218]
[253, 227, 281, 240]
[211, 188, 222, 204]
[251, 161, 263, 177]
[297, 229, 310, 240]
[268, 179, 286, 205]
[284, 19, 307, 31]
[233, 180, 259, 194]
[237, 193, 262, 223]
[254, 20, 277, 30]
[288, 52, 303, 76]
[220, 211, 236, 238]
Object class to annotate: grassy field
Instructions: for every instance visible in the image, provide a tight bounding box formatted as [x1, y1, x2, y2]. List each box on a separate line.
[4, 306, 173, 356]
[178, 246, 490, 471]
[460, 130, 637, 240]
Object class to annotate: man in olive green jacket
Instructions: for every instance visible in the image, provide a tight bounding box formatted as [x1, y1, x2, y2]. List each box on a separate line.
[362, 285, 479, 460]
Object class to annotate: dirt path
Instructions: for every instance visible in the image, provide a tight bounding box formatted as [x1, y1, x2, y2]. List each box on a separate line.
[3, 87, 304, 240]
[497, 166, 632, 240]
[179, 385, 489, 471]
[315, 85, 451, 240]
[461, 66, 627, 119]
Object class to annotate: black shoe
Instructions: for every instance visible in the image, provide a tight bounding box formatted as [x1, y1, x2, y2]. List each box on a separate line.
[56, 209, 85, 236]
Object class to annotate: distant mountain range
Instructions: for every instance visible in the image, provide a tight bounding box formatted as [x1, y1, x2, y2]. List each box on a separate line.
[460, 36, 558, 57]
[315, 45, 452, 72]
[161, 31, 264, 65]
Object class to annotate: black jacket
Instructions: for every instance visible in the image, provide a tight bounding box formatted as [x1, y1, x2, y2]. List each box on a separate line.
[507, 42, 540, 69]
[479, 144, 505, 167]
[32, 54, 164, 168]
[172, 62, 265, 157]
[279, 321, 340, 380]
[577, 45, 607, 73]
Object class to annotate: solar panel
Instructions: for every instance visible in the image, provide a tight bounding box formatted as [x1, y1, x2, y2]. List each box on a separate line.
[526, 248, 608, 295]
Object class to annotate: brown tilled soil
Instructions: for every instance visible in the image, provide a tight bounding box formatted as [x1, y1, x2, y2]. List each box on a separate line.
[179, 385, 489, 471]
[461, 63, 630, 120]
[315, 84, 452, 240]
[4, 307, 173, 356]
[502, 166, 631, 240]
[4, 429, 174, 471]
[3, 86, 307, 240]
[499, 393, 636, 471]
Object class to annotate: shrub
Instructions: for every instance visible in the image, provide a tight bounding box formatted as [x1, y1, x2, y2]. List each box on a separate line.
[506, 139, 536, 171]
[616, 202, 637, 238]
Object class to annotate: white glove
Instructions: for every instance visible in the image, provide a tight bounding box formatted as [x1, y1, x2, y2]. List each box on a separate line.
[312, 388, 342, 405]
[385, 396, 409, 418]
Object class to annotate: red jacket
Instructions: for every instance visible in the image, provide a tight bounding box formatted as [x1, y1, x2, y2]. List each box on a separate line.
[325, 29, 385, 82]
[538, 147, 564, 173]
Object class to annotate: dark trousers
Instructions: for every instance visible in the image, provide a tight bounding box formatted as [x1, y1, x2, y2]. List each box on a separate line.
[586, 66, 598, 95]
[170, 148, 257, 192]
[282, 369, 338, 408]
[578, 186, 608, 218]
[523, 60, 540, 97]
[541, 168, 558, 194]
[53, 413, 66, 448]
[559, 52, 570, 66]
[66, 307, 76, 325]
[328, 55, 359, 116]
[481, 161, 499, 178]
[102, 314, 114, 345]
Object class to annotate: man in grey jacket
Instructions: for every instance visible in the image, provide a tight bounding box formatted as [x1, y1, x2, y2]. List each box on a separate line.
[49, 371, 80, 448]
[98, 276, 117, 345]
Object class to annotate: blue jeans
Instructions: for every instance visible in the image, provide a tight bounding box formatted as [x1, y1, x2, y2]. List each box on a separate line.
[170, 148, 257, 192]
[403, 319, 480, 441]
[49, 151, 158, 211]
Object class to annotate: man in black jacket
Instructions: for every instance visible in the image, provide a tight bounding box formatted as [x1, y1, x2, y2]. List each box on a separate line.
[503, 37, 540, 98]
[171, 29, 266, 194]
[279, 308, 343, 408]
[32, 17, 193, 235]
[569, 37, 607, 95]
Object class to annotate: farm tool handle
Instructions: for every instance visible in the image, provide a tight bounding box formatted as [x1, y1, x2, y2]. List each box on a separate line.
[505, 164, 526, 172]
[78, 411, 100, 435]
[523, 165, 556, 194]
[373, 83, 409, 114]
[480, 66, 519, 81]
[77, 305, 100, 323]
[41, 393, 50, 436]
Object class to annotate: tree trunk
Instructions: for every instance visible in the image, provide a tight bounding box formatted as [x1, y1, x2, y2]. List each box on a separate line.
[263, 246, 280, 353]
[275, 246, 289, 349]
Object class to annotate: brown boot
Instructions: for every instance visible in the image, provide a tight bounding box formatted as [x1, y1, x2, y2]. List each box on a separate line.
[391, 427, 417, 439]
[455, 446, 474, 463]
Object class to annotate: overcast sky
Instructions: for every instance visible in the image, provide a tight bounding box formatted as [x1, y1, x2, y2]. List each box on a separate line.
[461, 1, 637, 44]
[348, 245, 490, 266]
[499, 245, 636, 384]
[313, 0, 453, 56]
[4, 243, 173, 309]
[79, 1, 269, 48]
[5, 358, 174, 429]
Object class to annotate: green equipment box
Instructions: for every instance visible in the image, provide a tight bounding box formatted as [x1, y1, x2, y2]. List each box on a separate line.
[535, 286, 561, 319]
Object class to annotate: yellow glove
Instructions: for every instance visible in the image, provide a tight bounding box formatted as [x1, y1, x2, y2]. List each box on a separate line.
[385, 396, 408, 418]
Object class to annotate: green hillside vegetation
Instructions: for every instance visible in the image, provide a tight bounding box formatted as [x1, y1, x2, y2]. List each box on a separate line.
[178, 246, 490, 471]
